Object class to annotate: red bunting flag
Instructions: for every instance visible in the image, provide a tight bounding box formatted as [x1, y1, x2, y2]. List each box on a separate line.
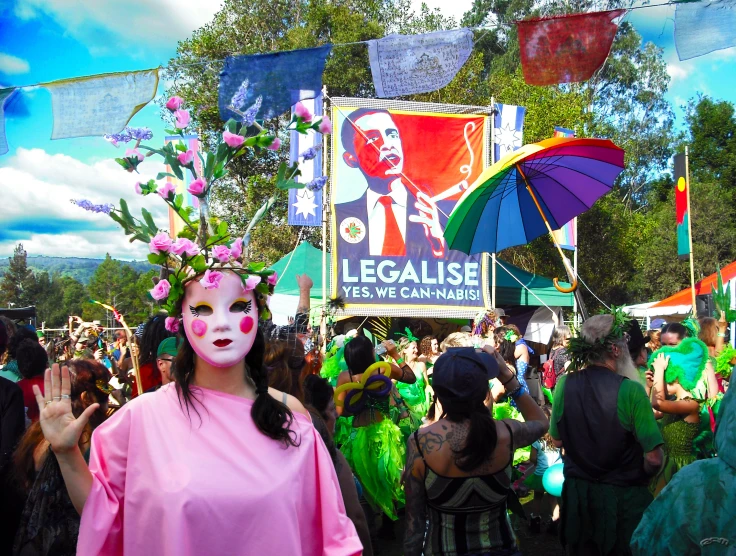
[517, 10, 625, 86]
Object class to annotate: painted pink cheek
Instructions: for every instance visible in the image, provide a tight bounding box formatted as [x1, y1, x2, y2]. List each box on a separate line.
[240, 316, 254, 334]
[191, 319, 207, 337]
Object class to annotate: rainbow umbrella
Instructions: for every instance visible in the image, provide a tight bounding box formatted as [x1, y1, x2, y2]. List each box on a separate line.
[444, 137, 624, 292]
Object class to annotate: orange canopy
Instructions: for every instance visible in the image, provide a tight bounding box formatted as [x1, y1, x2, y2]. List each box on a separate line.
[653, 260, 736, 308]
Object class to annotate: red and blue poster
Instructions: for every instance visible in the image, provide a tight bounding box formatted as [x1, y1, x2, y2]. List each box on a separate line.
[330, 99, 491, 316]
[674, 152, 690, 260]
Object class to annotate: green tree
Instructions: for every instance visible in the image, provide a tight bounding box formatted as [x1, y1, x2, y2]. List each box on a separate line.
[0, 243, 33, 307]
[84, 255, 151, 325]
[685, 96, 736, 188]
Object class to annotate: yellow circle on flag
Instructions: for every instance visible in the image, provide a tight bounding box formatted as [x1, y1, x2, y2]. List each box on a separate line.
[677, 177, 686, 192]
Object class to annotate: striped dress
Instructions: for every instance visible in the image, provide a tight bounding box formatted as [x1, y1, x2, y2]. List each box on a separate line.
[414, 429, 522, 556]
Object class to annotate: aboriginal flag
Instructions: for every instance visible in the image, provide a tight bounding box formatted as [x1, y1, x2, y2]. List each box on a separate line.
[674, 153, 690, 260]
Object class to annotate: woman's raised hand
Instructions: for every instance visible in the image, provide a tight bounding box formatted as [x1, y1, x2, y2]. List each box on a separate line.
[33, 364, 99, 455]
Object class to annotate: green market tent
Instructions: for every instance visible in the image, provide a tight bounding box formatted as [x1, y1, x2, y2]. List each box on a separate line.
[268, 242, 327, 324]
[269, 241, 327, 297]
[494, 259, 574, 308]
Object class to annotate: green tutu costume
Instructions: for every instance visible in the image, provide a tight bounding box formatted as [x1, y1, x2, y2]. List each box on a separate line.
[395, 369, 431, 425]
[335, 361, 406, 520]
[341, 419, 406, 520]
[650, 412, 700, 496]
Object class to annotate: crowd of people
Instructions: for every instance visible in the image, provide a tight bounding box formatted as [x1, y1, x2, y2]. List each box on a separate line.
[0, 293, 733, 554]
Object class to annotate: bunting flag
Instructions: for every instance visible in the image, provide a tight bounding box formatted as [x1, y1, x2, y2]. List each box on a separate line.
[551, 126, 577, 250]
[0, 88, 16, 156]
[674, 152, 691, 260]
[367, 28, 474, 98]
[517, 10, 625, 86]
[675, 0, 736, 61]
[166, 135, 202, 238]
[288, 96, 323, 226]
[219, 45, 332, 121]
[45, 69, 159, 139]
[493, 103, 526, 163]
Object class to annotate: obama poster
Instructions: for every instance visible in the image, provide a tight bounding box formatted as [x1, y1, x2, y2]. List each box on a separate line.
[330, 98, 492, 317]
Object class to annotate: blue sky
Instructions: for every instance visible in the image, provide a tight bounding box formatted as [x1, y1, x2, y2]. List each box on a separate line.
[0, 0, 734, 259]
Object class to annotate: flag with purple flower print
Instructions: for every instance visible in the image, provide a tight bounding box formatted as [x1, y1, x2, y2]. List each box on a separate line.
[288, 95, 323, 226]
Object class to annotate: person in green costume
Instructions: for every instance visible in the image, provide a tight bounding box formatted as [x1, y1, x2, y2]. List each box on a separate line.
[631, 385, 736, 555]
[648, 322, 719, 496]
[335, 336, 417, 524]
[394, 330, 433, 426]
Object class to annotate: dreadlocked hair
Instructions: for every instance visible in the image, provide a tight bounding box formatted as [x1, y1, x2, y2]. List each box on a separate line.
[139, 313, 174, 366]
[172, 328, 299, 447]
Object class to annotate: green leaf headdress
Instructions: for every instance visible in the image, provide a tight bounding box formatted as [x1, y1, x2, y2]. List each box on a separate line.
[395, 327, 419, 348]
[567, 306, 631, 371]
[72, 83, 331, 333]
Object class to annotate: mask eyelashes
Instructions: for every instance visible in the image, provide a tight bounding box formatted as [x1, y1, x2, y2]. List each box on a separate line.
[189, 305, 199, 317]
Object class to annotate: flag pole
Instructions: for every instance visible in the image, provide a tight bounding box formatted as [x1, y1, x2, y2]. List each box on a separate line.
[686, 146, 696, 314]
[573, 216, 579, 327]
[321, 86, 329, 352]
[490, 97, 496, 308]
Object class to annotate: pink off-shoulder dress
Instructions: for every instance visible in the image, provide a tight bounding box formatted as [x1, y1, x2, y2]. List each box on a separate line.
[77, 383, 362, 555]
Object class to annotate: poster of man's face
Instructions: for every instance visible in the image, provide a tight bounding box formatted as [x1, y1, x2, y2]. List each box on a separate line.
[331, 101, 491, 315]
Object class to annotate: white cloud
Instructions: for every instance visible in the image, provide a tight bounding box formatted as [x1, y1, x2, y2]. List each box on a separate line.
[0, 53, 30, 74]
[0, 147, 171, 259]
[666, 63, 689, 83]
[14, 0, 225, 53]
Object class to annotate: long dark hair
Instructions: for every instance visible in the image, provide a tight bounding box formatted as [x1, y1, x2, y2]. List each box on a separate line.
[172, 328, 299, 447]
[437, 391, 497, 472]
[344, 335, 375, 376]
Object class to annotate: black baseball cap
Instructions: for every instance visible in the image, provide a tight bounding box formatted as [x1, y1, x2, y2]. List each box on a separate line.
[433, 347, 499, 401]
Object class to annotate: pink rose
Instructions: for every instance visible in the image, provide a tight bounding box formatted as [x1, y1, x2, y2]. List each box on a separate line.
[266, 137, 281, 151]
[267, 272, 278, 286]
[212, 244, 231, 263]
[149, 231, 172, 254]
[150, 279, 171, 301]
[243, 274, 261, 291]
[200, 269, 223, 290]
[187, 177, 207, 196]
[230, 238, 243, 260]
[125, 148, 144, 162]
[158, 182, 177, 199]
[223, 130, 245, 148]
[166, 96, 184, 111]
[294, 102, 313, 123]
[134, 182, 143, 194]
[171, 238, 199, 257]
[177, 149, 194, 166]
[174, 109, 190, 129]
[318, 116, 332, 134]
[164, 317, 180, 334]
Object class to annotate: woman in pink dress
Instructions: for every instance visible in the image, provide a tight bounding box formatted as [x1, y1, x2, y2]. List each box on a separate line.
[31, 270, 362, 555]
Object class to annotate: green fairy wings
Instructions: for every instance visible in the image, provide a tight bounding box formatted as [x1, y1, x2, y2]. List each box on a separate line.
[648, 337, 709, 392]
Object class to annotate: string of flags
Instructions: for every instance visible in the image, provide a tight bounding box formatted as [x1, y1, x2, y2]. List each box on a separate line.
[1, 1, 734, 156]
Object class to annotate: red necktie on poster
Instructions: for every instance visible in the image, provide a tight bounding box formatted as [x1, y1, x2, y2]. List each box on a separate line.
[378, 196, 406, 256]
[516, 9, 625, 86]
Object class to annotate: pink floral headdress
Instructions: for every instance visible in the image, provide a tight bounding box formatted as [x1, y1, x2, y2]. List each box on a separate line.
[73, 82, 330, 332]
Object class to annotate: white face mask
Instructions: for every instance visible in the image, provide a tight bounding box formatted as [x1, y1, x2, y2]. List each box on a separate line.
[182, 271, 258, 368]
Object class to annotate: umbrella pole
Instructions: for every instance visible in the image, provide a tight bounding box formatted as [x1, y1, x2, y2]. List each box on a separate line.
[516, 164, 578, 294]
